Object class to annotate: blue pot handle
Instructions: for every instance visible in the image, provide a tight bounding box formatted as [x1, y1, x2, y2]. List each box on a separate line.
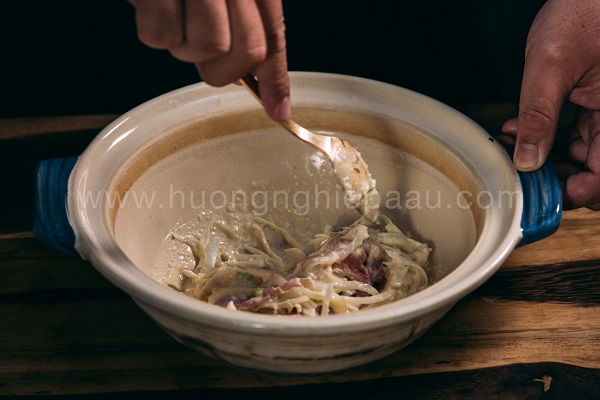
[33, 157, 80, 257]
[503, 146, 563, 246]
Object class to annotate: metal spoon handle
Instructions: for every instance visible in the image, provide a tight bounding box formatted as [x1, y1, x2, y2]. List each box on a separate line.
[239, 74, 262, 104]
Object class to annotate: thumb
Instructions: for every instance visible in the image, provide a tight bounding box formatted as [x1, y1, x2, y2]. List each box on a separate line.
[514, 55, 567, 172]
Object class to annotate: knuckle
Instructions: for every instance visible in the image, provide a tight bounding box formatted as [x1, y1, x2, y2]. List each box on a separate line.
[200, 41, 230, 59]
[265, 24, 287, 53]
[244, 44, 268, 65]
[519, 101, 555, 137]
[527, 36, 565, 65]
[538, 43, 564, 65]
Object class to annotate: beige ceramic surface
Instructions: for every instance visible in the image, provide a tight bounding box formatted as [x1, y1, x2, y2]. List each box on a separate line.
[68, 72, 523, 373]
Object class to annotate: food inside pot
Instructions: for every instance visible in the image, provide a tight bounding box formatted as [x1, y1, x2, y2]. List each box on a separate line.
[163, 209, 430, 316]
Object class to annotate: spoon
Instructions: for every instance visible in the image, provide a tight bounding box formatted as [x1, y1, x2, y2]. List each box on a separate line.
[239, 74, 381, 222]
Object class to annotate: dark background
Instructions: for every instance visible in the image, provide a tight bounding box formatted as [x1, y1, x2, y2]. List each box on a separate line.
[1, 0, 544, 118]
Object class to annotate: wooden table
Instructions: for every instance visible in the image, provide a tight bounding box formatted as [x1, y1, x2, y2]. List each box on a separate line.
[1, 106, 599, 399]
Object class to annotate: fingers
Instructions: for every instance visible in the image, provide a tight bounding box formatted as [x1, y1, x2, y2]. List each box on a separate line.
[501, 118, 518, 135]
[565, 170, 600, 209]
[513, 0, 582, 173]
[253, 0, 290, 121]
[194, 0, 290, 120]
[568, 138, 589, 164]
[133, 0, 290, 122]
[564, 109, 600, 208]
[588, 203, 600, 211]
[135, 0, 232, 65]
[514, 50, 567, 172]
[134, 0, 184, 49]
[169, 0, 231, 63]
[567, 109, 600, 165]
[196, 0, 268, 86]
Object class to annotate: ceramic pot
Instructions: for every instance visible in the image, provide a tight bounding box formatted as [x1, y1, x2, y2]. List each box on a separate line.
[33, 72, 561, 373]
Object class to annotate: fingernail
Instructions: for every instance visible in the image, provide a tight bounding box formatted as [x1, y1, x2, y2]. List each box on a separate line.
[274, 96, 291, 121]
[515, 143, 540, 170]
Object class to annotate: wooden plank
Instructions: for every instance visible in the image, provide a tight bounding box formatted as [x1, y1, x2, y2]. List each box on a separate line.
[0, 115, 119, 140]
[504, 209, 600, 267]
[2, 362, 599, 399]
[1, 293, 598, 395]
